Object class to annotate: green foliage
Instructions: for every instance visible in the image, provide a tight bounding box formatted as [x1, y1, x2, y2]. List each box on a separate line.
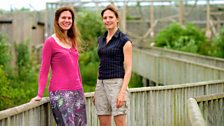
[19, 7, 30, 12]
[0, 39, 39, 110]
[0, 66, 13, 110]
[155, 23, 208, 54]
[155, 23, 183, 48]
[15, 42, 28, 78]
[77, 9, 105, 50]
[76, 10, 103, 92]
[8, 80, 38, 107]
[209, 27, 224, 58]
[15, 41, 38, 82]
[79, 48, 99, 92]
[80, 62, 98, 87]
[79, 48, 99, 65]
[0, 34, 11, 70]
[128, 73, 143, 88]
[155, 22, 224, 58]
[10, 41, 39, 106]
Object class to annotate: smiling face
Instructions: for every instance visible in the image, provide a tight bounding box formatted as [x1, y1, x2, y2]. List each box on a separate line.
[102, 10, 119, 30]
[58, 11, 73, 32]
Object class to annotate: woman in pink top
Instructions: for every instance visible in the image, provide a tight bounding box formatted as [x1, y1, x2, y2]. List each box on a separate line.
[31, 6, 87, 126]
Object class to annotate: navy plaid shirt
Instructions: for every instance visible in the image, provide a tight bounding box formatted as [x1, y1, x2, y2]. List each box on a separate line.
[97, 29, 131, 79]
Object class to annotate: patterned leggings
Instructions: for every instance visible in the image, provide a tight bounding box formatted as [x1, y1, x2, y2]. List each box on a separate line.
[49, 89, 87, 126]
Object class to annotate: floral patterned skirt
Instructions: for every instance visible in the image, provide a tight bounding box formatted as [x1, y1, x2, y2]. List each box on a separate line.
[49, 89, 87, 126]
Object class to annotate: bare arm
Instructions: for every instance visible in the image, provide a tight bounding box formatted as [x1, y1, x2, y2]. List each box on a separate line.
[116, 41, 132, 108]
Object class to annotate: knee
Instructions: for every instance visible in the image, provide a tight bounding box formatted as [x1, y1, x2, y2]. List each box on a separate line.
[114, 115, 126, 126]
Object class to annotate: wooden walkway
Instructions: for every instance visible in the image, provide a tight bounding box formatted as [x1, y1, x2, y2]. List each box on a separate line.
[0, 47, 224, 126]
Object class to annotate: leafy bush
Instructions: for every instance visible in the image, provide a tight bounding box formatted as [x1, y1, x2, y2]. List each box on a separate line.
[0, 41, 39, 110]
[15, 41, 39, 82]
[15, 42, 30, 79]
[129, 73, 143, 88]
[155, 23, 183, 48]
[76, 10, 104, 92]
[0, 34, 11, 72]
[80, 62, 99, 92]
[155, 23, 208, 54]
[209, 26, 224, 58]
[0, 66, 13, 110]
[77, 9, 105, 50]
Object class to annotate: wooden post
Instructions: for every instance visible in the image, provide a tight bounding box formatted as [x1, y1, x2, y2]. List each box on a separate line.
[206, 0, 212, 39]
[120, 1, 127, 33]
[150, 0, 154, 37]
[179, 0, 185, 26]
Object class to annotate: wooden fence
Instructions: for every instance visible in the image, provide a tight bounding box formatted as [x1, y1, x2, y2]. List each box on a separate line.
[1, 80, 223, 126]
[188, 93, 224, 126]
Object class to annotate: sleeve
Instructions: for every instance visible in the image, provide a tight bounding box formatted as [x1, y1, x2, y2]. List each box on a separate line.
[77, 63, 83, 85]
[77, 51, 83, 85]
[121, 34, 132, 47]
[37, 38, 52, 98]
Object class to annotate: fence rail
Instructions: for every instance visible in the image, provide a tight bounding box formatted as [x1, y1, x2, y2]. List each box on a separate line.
[1, 80, 224, 126]
[144, 47, 224, 68]
[188, 98, 207, 126]
[0, 98, 54, 126]
[188, 93, 224, 126]
[133, 47, 224, 85]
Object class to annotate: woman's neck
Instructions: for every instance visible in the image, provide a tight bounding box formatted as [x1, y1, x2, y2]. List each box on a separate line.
[107, 27, 118, 37]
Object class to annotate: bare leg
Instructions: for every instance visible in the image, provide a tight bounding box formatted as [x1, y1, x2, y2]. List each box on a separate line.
[98, 115, 112, 126]
[114, 114, 126, 126]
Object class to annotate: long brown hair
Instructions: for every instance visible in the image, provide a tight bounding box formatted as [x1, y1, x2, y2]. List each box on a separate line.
[54, 6, 80, 48]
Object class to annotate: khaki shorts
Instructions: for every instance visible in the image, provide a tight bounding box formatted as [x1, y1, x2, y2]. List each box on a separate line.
[95, 78, 129, 116]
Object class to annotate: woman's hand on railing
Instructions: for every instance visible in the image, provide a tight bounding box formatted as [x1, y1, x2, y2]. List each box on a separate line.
[30, 96, 42, 102]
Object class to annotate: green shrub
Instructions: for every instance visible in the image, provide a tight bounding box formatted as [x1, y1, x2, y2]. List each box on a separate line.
[155, 23, 183, 48]
[15, 41, 38, 82]
[209, 26, 224, 58]
[129, 73, 143, 88]
[15, 42, 30, 78]
[76, 10, 104, 92]
[155, 23, 208, 54]
[0, 34, 11, 72]
[0, 66, 13, 110]
[3, 41, 39, 109]
[77, 9, 105, 50]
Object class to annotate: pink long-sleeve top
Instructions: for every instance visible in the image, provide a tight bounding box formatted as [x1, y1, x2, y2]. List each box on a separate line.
[37, 36, 83, 98]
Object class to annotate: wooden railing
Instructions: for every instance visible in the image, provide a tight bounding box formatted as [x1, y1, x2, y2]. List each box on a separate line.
[188, 93, 224, 126]
[1, 80, 223, 126]
[0, 98, 54, 126]
[144, 47, 224, 68]
[188, 98, 207, 126]
[133, 47, 224, 85]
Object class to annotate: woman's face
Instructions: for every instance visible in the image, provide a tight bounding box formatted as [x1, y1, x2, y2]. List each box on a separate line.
[102, 10, 118, 30]
[58, 11, 73, 32]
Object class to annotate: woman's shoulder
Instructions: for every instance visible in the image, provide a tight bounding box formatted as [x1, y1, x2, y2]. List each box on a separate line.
[98, 31, 107, 39]
[117, 29, 128, 39]
[42, 36, 55, 49]
[119, 32, 130, 42]
[44, 35, 55, 44]
[45, 35, 54, 42]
